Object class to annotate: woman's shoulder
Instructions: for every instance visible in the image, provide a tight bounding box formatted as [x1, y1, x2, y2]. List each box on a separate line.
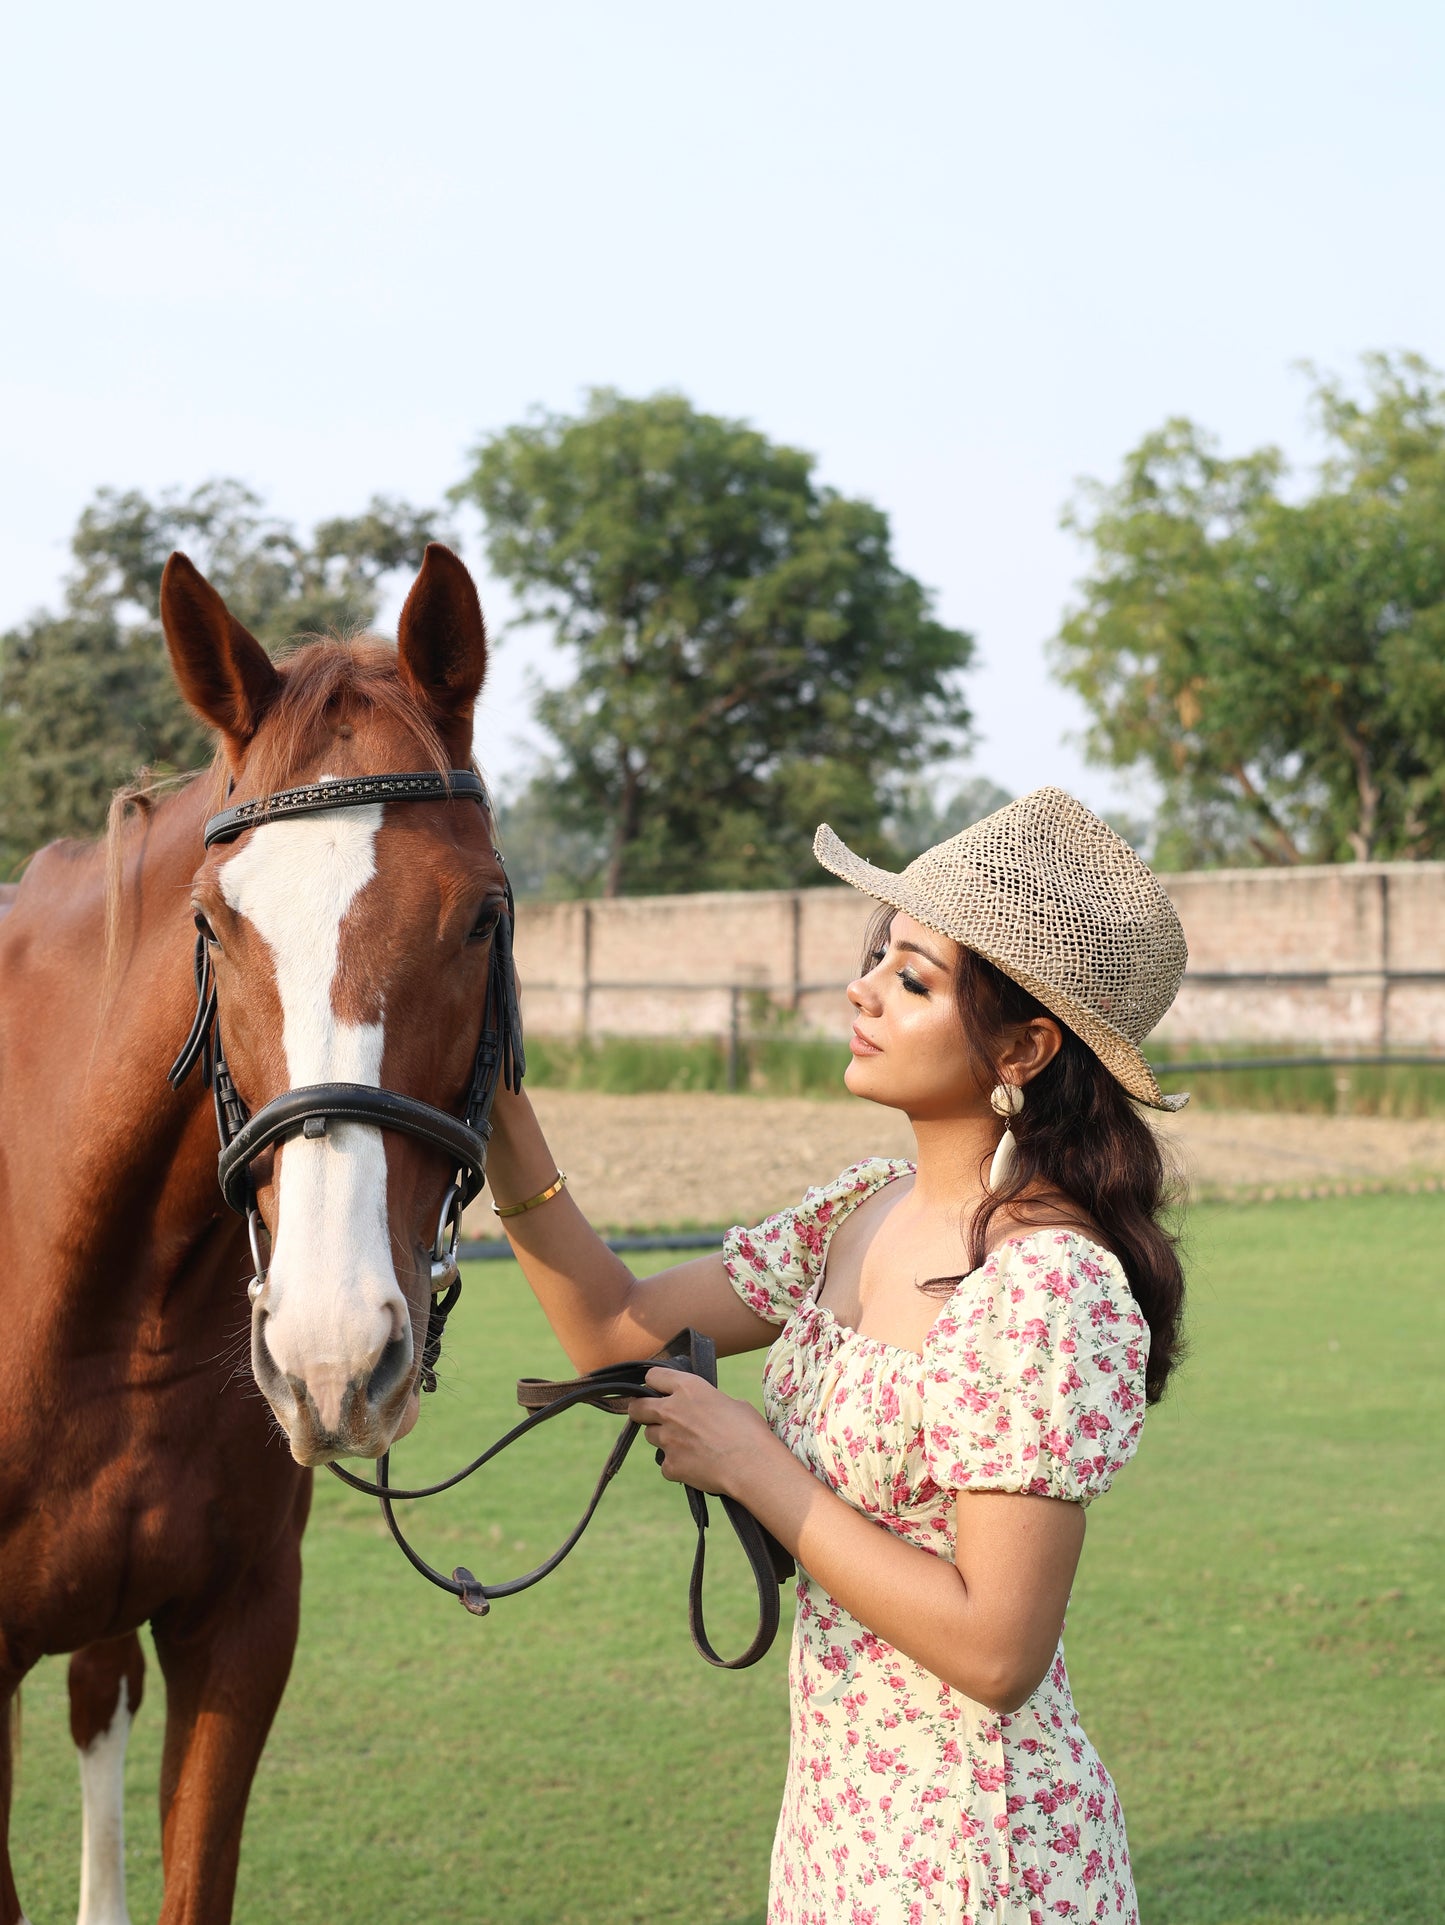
[979, 1203, 1114, 1264]
[933, 1225, 1149, 1366]
[925, 1228, 1151, 1504]
[980, 1225, 1146, 1339]
[722, 1157, 912, 1324]
[805, 1156, 915, 1220]
[732, 1155, 912, 1262]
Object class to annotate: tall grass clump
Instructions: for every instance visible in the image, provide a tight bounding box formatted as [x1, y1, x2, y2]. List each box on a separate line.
[521, 1034, 852, 1097]
[1148, 1041, 1445, 1117]
[521, 1034, 1445, 1111]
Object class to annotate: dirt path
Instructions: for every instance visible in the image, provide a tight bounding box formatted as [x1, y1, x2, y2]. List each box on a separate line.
[462, 1093, 1445, 1240]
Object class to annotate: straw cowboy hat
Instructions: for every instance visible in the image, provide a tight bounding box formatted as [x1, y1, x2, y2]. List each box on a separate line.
[814, 785, 1189, 1111]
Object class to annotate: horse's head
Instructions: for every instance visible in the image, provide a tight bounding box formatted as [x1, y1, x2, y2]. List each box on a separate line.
[162, 544, 509, 1466]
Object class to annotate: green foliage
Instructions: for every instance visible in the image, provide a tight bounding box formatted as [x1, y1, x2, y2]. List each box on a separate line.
[455, 390, 975, 895]
[0, 481, 445, 870]
[495, 770, 611, 898]
[0, 607, 206, 877]
[8, 1196, 1442, 1922]
[886, 773, 1012, 860]
[1054, 353, 1445, 867]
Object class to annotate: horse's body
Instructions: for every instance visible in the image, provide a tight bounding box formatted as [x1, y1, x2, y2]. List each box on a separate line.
[0, 546, 499, 1923]
[0, 785, 311, 1925]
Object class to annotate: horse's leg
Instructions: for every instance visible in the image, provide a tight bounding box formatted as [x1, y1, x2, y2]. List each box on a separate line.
[149, 1543, 302, 1925]
[1, 1671, 33, 1925]
[69, 1635, 147, 1925]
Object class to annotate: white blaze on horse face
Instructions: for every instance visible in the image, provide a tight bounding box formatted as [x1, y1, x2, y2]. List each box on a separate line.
[220, 801, 406, 1427]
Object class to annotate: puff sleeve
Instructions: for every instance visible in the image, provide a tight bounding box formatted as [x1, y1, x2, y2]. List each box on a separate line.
[722, 1158, 912, 1327]
[922, 1232, 1150, 1506]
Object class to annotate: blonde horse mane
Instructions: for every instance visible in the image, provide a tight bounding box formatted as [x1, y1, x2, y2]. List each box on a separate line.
[103, 764, 218, 984]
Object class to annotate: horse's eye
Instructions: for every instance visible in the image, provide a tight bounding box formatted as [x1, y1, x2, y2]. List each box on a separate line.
[194, 912, 219, 947]
[467, 908, 502, 946]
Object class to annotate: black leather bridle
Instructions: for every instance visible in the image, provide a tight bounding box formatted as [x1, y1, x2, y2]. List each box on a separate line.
[168, 768, 523, 1360]
[168, 765, 790, 1669]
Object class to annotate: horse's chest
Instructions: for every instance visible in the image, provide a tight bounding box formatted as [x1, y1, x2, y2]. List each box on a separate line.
[0, 1343, 303, 1659]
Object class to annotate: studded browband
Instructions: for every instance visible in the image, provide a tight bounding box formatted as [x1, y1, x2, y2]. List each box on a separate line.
[203, 769, 490, 848]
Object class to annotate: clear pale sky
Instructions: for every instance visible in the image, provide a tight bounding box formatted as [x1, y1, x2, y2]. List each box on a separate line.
[4, 1, 1442, 818]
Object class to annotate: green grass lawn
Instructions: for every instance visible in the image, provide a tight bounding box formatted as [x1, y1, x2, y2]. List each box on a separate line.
[9, 1195, 1442, 1923]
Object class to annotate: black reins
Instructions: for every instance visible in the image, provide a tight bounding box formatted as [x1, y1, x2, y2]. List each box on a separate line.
[330, 1328, 793, 1669]
[169, 766, 790, 1669]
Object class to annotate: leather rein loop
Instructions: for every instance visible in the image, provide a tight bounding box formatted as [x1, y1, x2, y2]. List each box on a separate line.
[329, 1329, 793, 1669]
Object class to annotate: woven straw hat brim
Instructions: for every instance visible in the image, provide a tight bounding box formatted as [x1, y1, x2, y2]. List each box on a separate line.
[814, 821, 1188, 1113]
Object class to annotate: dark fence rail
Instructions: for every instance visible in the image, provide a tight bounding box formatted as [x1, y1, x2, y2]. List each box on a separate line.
[459, 1229, 723, 1262]
[1152, 1052, 1445, 1076]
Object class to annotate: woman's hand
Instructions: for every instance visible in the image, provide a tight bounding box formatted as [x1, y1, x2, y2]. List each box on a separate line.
[626, 1367, 779, 1497]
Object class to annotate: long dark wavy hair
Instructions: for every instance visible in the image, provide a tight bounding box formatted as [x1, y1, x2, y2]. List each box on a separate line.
[866, 909, 1186, 1403]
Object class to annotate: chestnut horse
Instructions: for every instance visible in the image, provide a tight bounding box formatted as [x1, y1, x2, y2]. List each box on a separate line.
[0, 545, 506, 1924]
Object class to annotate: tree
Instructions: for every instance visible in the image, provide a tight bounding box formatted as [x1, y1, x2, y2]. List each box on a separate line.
[1052, 353, 1445, 868]
[493, 769, 611, 899]
[454, 390, 974, 895]
[0, 481, 444, 869]
[887, 775, 1013, 861]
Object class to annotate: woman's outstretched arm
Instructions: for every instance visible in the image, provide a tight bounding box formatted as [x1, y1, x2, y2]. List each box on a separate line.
[484, 1087, 779, 1370]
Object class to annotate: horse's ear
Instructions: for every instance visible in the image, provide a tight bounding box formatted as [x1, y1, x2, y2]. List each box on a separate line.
[395, 543, 488, 760]
[160, 552, 281, 758]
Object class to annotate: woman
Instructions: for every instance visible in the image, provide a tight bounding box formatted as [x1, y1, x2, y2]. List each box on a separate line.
[487, 786, 1189, 1925]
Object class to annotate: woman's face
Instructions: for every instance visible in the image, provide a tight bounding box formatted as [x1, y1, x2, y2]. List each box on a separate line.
[844, 910, 988, 1119]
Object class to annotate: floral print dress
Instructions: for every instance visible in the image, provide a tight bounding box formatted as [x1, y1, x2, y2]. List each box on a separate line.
[723, 1158, 1148, 1925]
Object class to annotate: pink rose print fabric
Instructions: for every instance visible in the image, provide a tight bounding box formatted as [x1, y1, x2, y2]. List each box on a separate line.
[723, 1159, 1148, 1925]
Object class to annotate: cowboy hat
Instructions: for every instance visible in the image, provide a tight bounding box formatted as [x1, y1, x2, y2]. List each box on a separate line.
[814, 786, 1189, 1110]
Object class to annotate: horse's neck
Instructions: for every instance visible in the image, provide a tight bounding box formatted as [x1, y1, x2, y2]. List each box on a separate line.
[1, 779, 227, 1284]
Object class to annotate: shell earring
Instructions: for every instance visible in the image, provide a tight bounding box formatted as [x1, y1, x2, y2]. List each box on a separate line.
[988, 1082, 1025, 1190]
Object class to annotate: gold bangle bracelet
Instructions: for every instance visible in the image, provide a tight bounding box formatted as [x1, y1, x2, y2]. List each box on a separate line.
[493, 1170, 568, 1220]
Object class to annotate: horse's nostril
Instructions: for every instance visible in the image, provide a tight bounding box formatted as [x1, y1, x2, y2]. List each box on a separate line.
[367, 1330, 413, 1411]
[251, 1311, 285, 1394]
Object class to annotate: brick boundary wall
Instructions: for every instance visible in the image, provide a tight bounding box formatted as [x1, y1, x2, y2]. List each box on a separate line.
[510, 862, 1445, 1052]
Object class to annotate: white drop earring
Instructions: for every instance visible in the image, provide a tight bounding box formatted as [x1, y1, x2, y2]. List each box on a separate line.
[988, 1082, 1025, 1189]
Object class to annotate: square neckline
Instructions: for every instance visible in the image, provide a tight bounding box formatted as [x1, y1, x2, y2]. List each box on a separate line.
[806, 1157, 1121, 1359]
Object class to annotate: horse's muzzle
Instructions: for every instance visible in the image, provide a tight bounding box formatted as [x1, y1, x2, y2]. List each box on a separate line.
[251, 1308, 415, 1465]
